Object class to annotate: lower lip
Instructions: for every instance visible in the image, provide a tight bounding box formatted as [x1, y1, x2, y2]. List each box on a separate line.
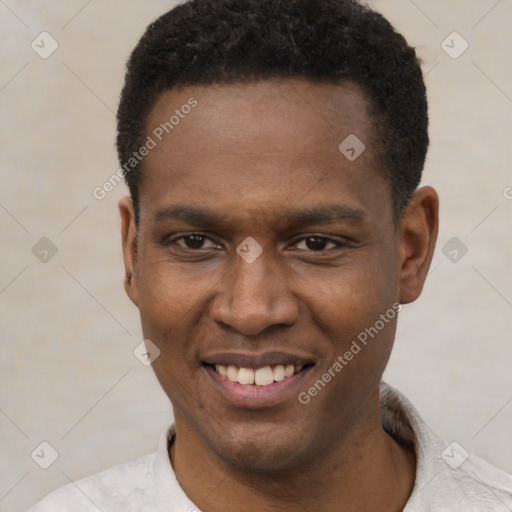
[203, 365, 313, 409]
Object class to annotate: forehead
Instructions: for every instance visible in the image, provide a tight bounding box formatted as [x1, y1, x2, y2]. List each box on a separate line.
[145, 79, 373, 155]
[139, 79, 391, 227]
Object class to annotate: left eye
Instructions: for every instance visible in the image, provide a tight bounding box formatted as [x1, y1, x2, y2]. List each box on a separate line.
[293, 237, 340, 251]
[173, 235, 219, 250]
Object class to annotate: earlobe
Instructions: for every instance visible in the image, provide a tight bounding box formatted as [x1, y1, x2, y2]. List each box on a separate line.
[398, 186, 439, 304]
[118, 196, 139, 307]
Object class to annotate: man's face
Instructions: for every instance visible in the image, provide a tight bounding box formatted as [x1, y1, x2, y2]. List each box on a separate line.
[121, 80, 417, 472]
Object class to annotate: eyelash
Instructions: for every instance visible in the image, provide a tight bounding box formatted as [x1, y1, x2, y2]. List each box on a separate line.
[163, 233, 347, 252]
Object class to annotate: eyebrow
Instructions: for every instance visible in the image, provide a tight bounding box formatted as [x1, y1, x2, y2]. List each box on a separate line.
[283, 205, 365, 226]
[154, 205, 224, 227]
[153, 204, 365, 229]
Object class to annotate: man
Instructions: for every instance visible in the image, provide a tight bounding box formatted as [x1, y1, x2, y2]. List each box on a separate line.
[29, 0, 512, 510]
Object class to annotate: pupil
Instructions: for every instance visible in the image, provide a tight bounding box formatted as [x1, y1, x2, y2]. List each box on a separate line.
[186, 235, 204, 249]
[306, 237, 326, 251]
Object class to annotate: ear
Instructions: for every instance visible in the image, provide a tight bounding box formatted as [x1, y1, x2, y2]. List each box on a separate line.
[398, 186, 439, 304]
[119, 196, 139, 307]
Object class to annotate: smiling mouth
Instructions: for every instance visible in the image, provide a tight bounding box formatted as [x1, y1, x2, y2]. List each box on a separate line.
[203, 363, 314, 387]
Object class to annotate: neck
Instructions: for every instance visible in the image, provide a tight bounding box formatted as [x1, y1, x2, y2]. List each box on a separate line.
[169, 406, 416, 512]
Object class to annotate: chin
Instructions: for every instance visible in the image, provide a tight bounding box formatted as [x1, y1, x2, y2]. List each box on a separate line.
[207, 423, 314, 474]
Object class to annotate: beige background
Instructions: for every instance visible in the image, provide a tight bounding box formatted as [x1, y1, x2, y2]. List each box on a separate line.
[1, 1, 511, 510]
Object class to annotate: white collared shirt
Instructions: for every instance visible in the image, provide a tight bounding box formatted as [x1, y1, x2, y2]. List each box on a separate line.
[28, 382, 512, 511]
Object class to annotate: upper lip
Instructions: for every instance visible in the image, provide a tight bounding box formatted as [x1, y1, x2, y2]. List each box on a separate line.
[202, 351, 315, 369]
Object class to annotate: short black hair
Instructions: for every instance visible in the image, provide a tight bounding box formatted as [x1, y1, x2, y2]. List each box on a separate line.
[116, 0, 428, 224]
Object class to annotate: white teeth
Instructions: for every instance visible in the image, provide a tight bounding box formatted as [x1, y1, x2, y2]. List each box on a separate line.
[255, 366, 274, 386]
[226, 365, 239, 383]
[214, 363, 300, 386]
[273, 365, 286, 382]
[216, 364, 227, 377]
[237, 367, 255, 385]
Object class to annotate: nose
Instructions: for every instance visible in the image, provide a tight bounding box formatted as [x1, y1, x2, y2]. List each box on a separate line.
[210, 250, 299, 336]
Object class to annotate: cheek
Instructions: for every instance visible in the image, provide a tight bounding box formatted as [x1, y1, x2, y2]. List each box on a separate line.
[134, 261, 211, 407]
[133, 262, 218, 398]
[308, 254, 396, 313]
[299, 252, 399, 356]
[135, 256, 216, 336]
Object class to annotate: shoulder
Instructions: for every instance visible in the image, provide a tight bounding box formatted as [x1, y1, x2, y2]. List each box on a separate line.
[408, 441, 512, 511]
[27, 452, 158, 512]
[27, 425, 198, 512]
[380, 382, 512, 511]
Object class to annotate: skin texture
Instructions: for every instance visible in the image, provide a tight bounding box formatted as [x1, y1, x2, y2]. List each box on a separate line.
[119, 79, 439, 511]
